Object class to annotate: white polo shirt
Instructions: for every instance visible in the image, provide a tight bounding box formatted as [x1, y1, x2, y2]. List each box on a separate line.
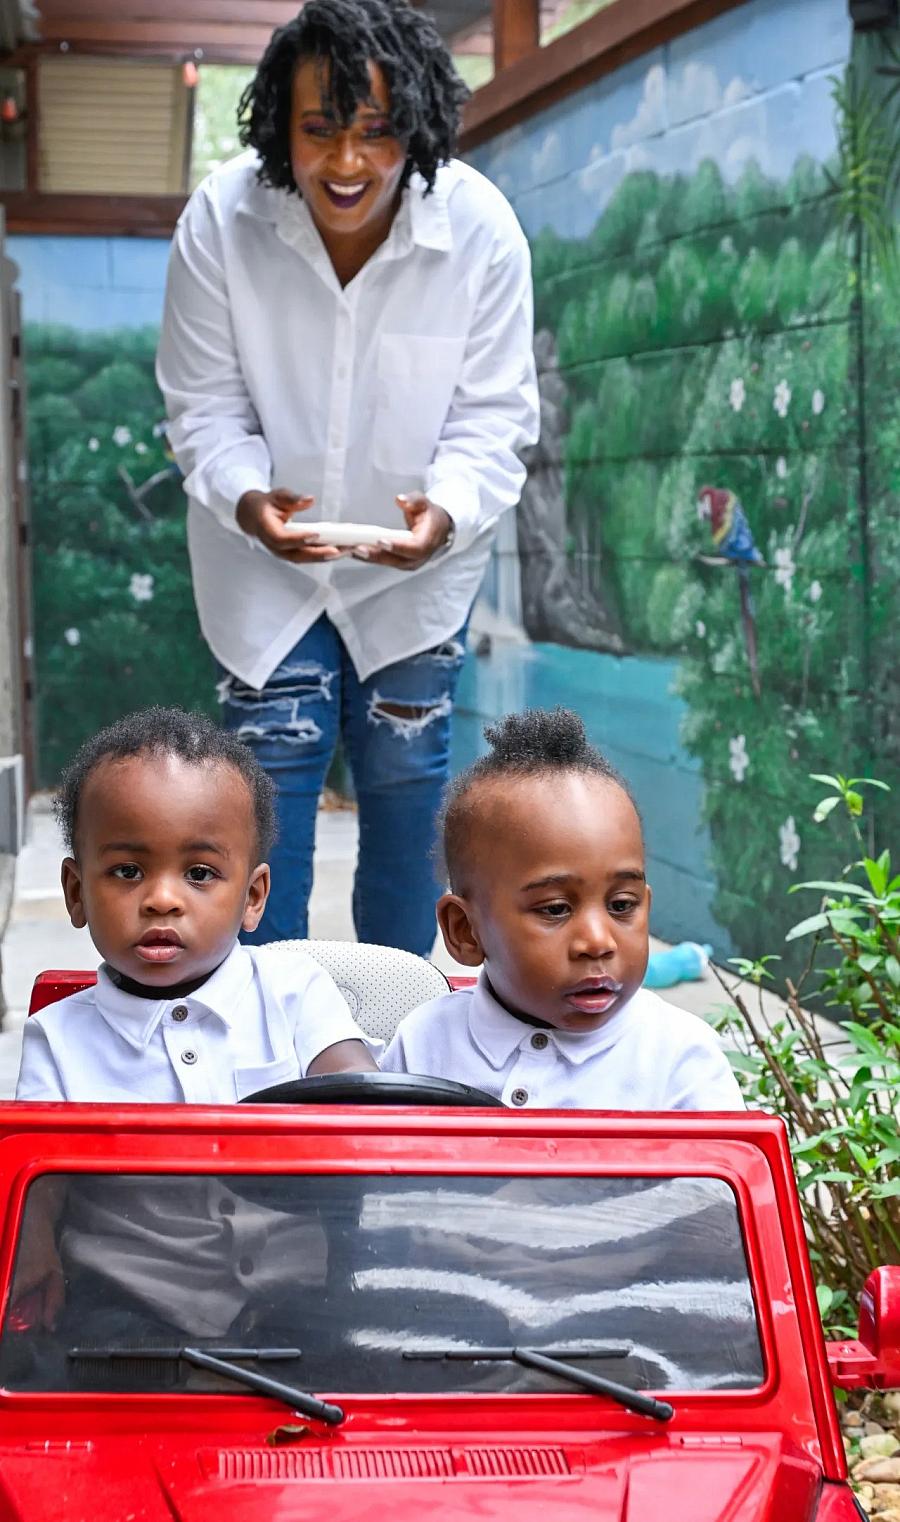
[16, 943, 381, 1103]
[382, 973, 744, 1111]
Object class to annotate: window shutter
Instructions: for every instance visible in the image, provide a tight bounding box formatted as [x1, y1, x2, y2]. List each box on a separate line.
[38, 55, 189, 194]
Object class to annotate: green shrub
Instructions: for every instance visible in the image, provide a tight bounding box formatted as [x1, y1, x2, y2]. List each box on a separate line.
[710, 774, 900, 1335]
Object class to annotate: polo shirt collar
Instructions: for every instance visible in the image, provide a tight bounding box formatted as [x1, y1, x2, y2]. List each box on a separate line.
[467, 970, 637, 1069]
[94, 944, 254, 1052]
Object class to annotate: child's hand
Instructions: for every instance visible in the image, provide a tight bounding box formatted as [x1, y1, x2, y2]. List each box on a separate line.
[307, 1038, 379, 1076]
[11, 1217, 65, 1331]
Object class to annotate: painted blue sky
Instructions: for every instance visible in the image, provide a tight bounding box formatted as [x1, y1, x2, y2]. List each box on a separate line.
[470, 0, 851, 241]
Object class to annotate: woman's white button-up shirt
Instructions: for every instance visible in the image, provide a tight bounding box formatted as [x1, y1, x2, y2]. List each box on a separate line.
[156, 153, 540, 690]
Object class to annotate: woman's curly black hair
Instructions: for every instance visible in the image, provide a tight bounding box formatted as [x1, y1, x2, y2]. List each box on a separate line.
[238, 0, 470, 196]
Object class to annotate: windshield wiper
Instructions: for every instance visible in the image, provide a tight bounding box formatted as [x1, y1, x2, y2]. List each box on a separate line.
[67, 1345, 344, 1426]
[405, 1344, 673, 1422]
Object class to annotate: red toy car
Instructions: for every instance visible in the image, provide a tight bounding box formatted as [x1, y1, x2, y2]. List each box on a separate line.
[0, 1079, 893, 1520]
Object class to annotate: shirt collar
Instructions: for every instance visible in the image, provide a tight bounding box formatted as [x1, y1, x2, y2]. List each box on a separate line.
[251, 167, 453, 269]
[467, 970, 637, 1069]
[94, 944, 254, 1052]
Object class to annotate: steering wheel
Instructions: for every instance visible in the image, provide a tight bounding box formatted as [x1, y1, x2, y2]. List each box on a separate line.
[240, 1071, 503, 1106]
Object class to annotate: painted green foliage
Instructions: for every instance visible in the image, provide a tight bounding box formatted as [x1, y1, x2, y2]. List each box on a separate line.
[530, 138, 899, 960]
[26, 325, 214, 786]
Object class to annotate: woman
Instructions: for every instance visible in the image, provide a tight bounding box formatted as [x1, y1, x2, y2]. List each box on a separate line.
[157, 0, 539, 954]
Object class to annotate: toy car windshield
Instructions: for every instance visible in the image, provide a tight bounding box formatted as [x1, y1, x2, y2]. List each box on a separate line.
[0, 1170, 763, 1397]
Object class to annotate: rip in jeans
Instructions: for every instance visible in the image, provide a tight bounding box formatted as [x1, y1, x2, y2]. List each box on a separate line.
[218, 661, 335, 747]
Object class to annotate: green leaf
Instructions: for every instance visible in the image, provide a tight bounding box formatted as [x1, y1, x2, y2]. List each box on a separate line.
[858, 778, 891, 793]
[726, 1053, 763, 1075]
[791, 880, 869, 897]
[785, 912, 830, 942]
[813, 796, 841, 823]
[886, 957, 900, 987]
[870, 1179, 900, 1199]
[809, 773, 841, 788]
[844, 1022, 889, 1058]
[847, 1140, 873, 1172]
[863, 854, 890, 894]
[816, 1284, 834, 1316]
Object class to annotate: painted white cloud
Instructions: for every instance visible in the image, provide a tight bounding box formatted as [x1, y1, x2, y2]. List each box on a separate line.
[668, 59, 754, 126]
[610, 63, 667, 150]
[530, 129, 564, 183]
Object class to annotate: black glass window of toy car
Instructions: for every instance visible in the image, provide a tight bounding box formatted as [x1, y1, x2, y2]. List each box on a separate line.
[0, 1171, 764, 1394]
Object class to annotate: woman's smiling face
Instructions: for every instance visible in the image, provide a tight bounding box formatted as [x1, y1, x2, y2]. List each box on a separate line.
[289, 56, 408, 255]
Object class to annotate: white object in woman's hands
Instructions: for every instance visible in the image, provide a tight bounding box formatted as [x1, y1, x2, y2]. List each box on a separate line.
[288, 521, 416, 548]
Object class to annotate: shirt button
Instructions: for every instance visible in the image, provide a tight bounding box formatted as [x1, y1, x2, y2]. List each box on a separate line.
[238, 1256, 254, 1275]
[181, 1049, 198, 1066]
[510, 1087, 529, 1107]
[219, 1198, 235, 1217]
[531, 1032, 549, 1050]
[172, 1006, 188, 1022]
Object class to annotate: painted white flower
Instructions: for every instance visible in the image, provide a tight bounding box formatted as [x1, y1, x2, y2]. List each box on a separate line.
[129, 572, 155, 604]
[63, 627, 81, 647]
[773, 545, 795, 594]
[729, 377, 746, 413]
[695, 620, 706, 639]
[775, 455, 788, 479]
[134, 441, 148, 456]
[779, 815, 800, 872]
[809, 580, 823, 604]
[87, 437, 99, 453]
[773, 379, 792, 418]
[812, 388, 825, 416]
[112, 425, 132, 447]
[728, 733, 749, 783]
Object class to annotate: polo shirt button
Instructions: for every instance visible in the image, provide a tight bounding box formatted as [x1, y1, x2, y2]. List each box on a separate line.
[239, 1256, 254, 1275]
[172, 1006, 188, 1022]
[219, 1198, 235, 1217]
[531, 1032, 549, 1050]
[510, 1087, 529, 1106]
[181, 1049, 198, 1065]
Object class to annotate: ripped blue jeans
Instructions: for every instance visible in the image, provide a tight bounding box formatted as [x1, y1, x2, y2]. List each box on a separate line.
[218, 614, 467, 955]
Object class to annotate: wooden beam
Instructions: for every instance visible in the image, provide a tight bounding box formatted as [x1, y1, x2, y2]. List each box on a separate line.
[0, 190, 185, 236]
[37, 0, 297, 26]
[35, 19, 279, 52]
[24, 57, 39, 193]
[492, 0, 539, 72]
[463, 0, 748, 150]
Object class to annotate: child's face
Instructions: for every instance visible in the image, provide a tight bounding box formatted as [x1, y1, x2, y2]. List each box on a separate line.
[438, 774, 650, 1033]
[61, 754, 269, 988]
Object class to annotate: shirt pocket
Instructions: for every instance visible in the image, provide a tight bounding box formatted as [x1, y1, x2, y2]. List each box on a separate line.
[233, 1054, 300, 1102]
[373, 333, 467, 476]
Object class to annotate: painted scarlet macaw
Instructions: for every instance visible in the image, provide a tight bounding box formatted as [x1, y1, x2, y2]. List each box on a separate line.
[696, 485, 764, 698]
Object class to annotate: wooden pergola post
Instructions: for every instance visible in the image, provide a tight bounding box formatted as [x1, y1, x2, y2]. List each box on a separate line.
[492, 0, 540, 72]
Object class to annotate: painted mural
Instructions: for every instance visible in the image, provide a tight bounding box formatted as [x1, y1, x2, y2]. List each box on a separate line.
[462, 0, 900, 964]
[14, 239, 214, 785]
[12, 0, 900, 964]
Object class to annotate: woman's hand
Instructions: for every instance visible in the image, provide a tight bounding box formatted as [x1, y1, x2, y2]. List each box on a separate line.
[355, 494, 453, 571]
[236, 488, 346, 564]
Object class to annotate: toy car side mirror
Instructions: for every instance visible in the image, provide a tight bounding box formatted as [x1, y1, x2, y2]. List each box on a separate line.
[827, 1266, 900, 1390]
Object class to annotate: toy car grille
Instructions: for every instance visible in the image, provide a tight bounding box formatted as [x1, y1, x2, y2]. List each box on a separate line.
[205, 1446, 573, 1482]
